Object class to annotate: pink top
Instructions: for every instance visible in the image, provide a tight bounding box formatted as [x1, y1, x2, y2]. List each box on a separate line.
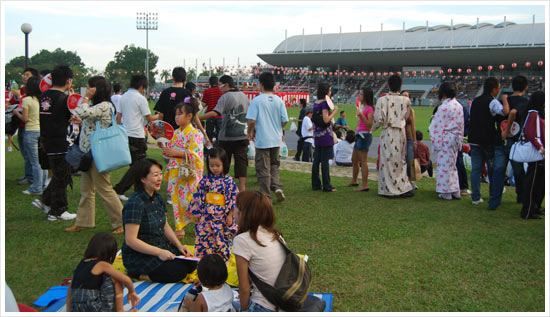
[356, 104, 374, 133]
[524, 110, 545, 151]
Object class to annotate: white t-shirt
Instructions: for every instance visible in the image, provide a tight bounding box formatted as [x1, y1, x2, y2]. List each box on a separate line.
[111, 94, 122, 114]
[301, 116, 314, 144]
[335, 140, 354, 164]
[232, 226, 286, 311]
[119, 88, 150, 138]
[201, 284, 235, 312]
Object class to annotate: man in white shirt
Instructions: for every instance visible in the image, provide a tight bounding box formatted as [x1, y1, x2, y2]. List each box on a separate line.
[300, 107, 314, 162]
[111, 82, 123, 123]
[113, 75, 159, 201]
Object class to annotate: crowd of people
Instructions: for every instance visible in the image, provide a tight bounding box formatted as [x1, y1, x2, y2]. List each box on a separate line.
[4, 63, 545, 312]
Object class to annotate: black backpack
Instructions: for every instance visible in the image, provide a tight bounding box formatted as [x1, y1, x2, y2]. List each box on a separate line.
[248, 236, 317, 311]
[311, 107, 329, 129]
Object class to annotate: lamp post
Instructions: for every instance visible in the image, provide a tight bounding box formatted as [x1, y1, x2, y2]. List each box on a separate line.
[21, 23, 32, 68]
[136, 12, 158, 97]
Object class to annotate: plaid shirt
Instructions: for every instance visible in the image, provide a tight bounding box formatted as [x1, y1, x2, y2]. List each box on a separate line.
[121, 190, 179, 276]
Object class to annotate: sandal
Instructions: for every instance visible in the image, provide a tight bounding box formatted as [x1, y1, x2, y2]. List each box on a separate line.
[348, 183, 359, 187]
[356, 187, 370, 192]
[65, 225, 84, 233]
[112, 226, 124, 234]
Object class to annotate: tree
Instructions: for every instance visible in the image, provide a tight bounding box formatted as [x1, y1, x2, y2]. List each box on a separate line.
[4, 48, 92, 88]
[186, 68, 197, 83]
[105, 45, 158, 88]
[160, 69, 170, 83]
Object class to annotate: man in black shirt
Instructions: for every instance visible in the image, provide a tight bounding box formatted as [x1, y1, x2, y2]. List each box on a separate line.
[32, 65, 77, 221]
[502, 75, 529, 203]
[154, 67, 190, 129]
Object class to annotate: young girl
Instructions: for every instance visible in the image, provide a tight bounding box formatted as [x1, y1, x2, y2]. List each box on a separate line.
[182, 254, 235, 312]
[189, 147, 238, 261]
[66, 232, 140, 312]
[163, 102, 204, 238]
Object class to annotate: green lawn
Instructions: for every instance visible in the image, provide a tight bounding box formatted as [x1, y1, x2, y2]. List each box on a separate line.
[3, 143, 545, 311]
[287, 104, 435, 138]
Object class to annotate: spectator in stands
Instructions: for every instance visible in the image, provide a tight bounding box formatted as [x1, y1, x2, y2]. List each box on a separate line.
[300, 107, 314, 162]
[520, 91, 545, 219]
[200, 75, 249, 192]
[501, 75, 529, 203]
[246, 72, 288, 201]
[202, 76, 223, 144]
[294, 99, 308, 161]
[153, 67, 190, 130]
[372, 75, 414, 198]
[32, 65, 77, 221]
[335, 130, 355, 166]
[350, 86, 374, 191]
[415, 131, 432, 177]
[468, 77, 509, 208]
[113, 75, 160, 201]
[402, 90, 418, 189]
[429, 82, 464, 200]
[334, 111, 349, 132]
[312, 82, 338, 192]
[111, 82, 123, 123]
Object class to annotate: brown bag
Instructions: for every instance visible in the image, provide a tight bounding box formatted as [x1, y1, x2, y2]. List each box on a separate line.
[414, 158, 423, 180]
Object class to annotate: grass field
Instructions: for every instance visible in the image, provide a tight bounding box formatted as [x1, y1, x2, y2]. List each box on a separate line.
[287, 104, 434, 138]
[3, 138, 546, 311]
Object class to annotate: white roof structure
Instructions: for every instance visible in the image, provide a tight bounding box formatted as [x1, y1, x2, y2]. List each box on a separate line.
[258, 22, 545, 68]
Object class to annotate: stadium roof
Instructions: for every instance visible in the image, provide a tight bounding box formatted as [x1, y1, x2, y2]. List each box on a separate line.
[257, 22, 545, 68]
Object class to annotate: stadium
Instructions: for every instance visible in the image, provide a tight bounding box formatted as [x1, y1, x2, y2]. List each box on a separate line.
[251, 20, 545, 106]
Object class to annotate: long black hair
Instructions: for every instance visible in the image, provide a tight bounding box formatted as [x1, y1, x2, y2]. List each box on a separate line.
[83, 232, 118, 264]
[528, 91, 545, 117]
[88, 76, 112, 105]
[206, 147, 229, 175]
[25, 76, 42, 99]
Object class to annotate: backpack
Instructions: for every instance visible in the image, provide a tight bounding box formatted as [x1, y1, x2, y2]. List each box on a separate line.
[248, 236, 312, 311]
[311, 107, 329, 129]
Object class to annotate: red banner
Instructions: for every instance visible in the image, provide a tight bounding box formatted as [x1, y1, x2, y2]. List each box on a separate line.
[242, 91, 310, 107]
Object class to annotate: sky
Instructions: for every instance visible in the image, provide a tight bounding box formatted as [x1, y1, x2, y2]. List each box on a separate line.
[2, 1, 547, 78]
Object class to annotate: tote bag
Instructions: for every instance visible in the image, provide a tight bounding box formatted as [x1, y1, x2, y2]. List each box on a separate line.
[90, 109, 131, 173]
[509, 110, 544, 163]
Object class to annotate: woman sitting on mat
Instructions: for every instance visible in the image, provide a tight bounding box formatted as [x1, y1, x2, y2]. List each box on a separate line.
[121, 158, 196, 283]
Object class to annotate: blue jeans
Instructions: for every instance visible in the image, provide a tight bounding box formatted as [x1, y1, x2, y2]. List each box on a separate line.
[470, 145, 493, 202]
[23, 131, 47, 193]
[312, 146, 334, 191]
[19, 127, 33, 181]
[488, 145, 507, 209]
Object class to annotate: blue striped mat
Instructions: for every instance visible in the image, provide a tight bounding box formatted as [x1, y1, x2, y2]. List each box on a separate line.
[42, 281, 333, 312]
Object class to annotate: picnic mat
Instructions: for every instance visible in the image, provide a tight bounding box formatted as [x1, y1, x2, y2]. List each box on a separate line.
[39, 281, 334, 312]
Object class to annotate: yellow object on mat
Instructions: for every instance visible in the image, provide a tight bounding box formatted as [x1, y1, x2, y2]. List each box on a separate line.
[113, 245, 240, 287]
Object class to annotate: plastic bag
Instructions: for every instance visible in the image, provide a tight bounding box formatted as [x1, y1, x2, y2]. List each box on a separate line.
[290, 121, 297, 132]
[280, 141, 288, 159]
[247, 141, 256, 160]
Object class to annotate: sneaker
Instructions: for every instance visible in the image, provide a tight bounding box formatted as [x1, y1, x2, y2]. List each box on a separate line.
[274, 189, 286, 202]
[438, 193, 452, 200]
[472, 198, 484, 205]
[502, 187, 507, 194]
[44, 177, 52, 187]
[461, 189, 471, 196]
[32, 199, 50, 213]
[17, 178, 30, 185]
[22, 189, 42, 195]
[118, 194, 129, 202]
[8, 146, 13, 152]
[48, 211, 77, 221]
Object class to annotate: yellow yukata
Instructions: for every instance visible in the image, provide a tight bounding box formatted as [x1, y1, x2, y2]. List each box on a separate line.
[165, 124, 204, 232]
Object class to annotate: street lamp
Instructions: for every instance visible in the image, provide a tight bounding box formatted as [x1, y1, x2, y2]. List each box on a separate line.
[136, 12, 158, 97]
[21, 23, 32, 68]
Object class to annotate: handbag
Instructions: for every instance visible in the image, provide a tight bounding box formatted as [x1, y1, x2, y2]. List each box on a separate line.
[178, 152, 196, 180]
[90, 108, 131, 173]
[509, 110, 543, 163]
[65, 144, 92, 172]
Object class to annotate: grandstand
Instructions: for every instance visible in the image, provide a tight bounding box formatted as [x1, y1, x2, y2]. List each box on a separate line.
[252, 20, 545, 105]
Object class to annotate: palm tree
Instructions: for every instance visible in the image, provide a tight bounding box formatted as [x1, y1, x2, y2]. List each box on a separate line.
[160, 69, 170, 83]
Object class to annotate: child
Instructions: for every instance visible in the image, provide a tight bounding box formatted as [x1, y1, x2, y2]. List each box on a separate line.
[415, 130, 433, 177]
[182, 254, 235, 312]
[189, 147, 238, 261]
[66, 232, 140, 312]
[335, 130, 355, 166]
[163, 101, 205, 238]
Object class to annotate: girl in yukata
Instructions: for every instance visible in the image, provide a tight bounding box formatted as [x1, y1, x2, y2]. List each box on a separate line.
[163, 102, 204, 238]
[429, 82, 464, 200]
[189, 147, 239, 261]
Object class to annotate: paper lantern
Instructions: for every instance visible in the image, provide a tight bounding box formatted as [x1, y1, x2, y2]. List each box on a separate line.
[383, 72, 388, 76]
[397, 72, 402, 76]
[457, 68, 462, 73]
[405, 72, 409, 77]
[487, 65, 493, 71]
[537, 60, 543, 67]
[376, 72, 381, 76]
[430, 69, 435, 74]
[525, 61, 531, 68]
[499, 64, 504, 70]
[439, 69, 444, 74]
[477, 66, 483, 71]
[466, 68, 472, 74]
[389, 72, 394, 76]
[447, 68, 452, 73]
[511, 63, 517, 69]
